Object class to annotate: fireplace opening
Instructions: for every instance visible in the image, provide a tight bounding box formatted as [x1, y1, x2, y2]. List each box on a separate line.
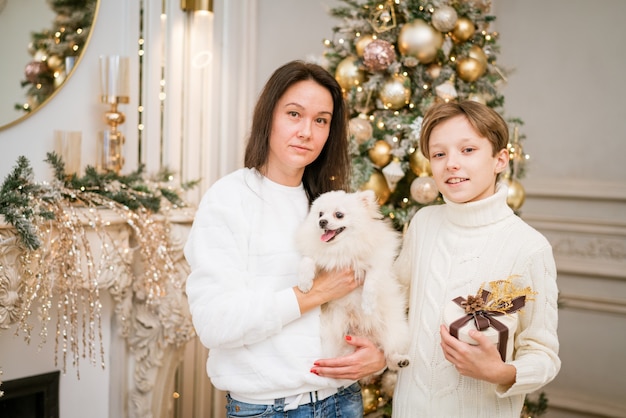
[0, 370, 60, 418]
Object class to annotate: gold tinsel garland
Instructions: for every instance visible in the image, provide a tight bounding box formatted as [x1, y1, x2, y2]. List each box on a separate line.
[1, 157, 195, 379]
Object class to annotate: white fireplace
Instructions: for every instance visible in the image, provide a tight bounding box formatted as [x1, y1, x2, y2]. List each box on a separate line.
[0, 207, 195, 418]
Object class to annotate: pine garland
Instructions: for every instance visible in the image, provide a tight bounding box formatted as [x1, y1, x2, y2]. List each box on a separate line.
[0, 156, 56, 250]
[0, 153, 197, 251]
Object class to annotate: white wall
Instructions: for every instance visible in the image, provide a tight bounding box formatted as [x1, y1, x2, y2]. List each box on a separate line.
[496, 0, 626, 185]
[255, 0, 341, 94]
[494, 1, 626, 416]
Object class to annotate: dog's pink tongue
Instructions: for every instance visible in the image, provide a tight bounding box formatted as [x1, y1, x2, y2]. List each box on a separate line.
[321, 230, 336, 242]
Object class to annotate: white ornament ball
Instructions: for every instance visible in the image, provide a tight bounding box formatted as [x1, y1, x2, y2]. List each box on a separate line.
[431, 6, 458, 33]
[349, 116, 373, 144]
[410, 176, 439, 204]
[34, 49, 47, 62]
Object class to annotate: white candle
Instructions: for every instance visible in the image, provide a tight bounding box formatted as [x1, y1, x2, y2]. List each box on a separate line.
[99, 55, 130, 104]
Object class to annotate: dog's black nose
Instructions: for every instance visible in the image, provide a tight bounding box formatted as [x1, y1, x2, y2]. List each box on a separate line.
[319, 219, 328, 229]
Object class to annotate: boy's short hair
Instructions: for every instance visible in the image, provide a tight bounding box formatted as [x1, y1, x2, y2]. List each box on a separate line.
[419, 100, 509, 159]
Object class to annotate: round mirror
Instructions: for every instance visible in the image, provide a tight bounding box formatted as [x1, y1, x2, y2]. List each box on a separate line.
[0, 0, 98, 131]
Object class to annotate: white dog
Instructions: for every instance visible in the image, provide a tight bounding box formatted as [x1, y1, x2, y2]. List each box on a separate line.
[296, 189, 410, 371]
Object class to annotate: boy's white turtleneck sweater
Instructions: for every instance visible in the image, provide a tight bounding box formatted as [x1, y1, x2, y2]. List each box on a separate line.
[393, 184, 560, 418]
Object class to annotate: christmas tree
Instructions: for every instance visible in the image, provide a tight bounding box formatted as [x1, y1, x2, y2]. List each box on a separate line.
[322, 1, 538, 416]
[16, 0, 97, 113]
[323, 0, 527, 234]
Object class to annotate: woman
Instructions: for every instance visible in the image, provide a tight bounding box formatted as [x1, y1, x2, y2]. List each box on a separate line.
[184, 60, 385, 417]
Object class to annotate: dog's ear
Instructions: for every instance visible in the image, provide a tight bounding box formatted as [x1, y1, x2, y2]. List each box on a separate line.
[357, 189, 377, 205]
[357, 190, 382, 218]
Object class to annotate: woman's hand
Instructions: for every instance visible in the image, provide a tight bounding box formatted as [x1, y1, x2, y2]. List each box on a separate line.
[294, 268, 359, 314]
[310, 335, 386, 380]
[440, 325, 516, 387]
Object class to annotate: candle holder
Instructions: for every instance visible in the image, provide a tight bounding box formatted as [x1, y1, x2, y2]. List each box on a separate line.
[98, 55, 129, 173]
[54, 130, 82, 176]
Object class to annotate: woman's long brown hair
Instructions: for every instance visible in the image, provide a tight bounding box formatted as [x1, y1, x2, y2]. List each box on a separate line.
[244, 60, 350, 203]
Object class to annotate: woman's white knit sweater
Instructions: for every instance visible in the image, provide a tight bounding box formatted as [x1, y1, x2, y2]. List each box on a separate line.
[184, 168, 350, 402]
[392, 184, 560, 418]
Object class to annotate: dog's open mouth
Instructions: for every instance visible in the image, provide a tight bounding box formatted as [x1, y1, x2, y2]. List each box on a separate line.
[321, 227, 345, 242]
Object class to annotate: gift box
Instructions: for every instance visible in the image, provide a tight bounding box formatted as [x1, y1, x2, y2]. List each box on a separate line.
[443, 279, 533, 362]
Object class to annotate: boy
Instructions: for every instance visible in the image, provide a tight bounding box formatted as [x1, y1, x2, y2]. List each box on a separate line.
[392, 101, 560, 417]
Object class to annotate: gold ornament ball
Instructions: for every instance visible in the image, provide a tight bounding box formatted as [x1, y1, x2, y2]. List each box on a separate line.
[355, 34, 375, 57]
[379, 74, 411, 110]
[368, 140, 392, 167]
[506, 178, 526, 210]
[409, 149, 431, 176]
[426, 63, 442, 79]
[361, 384, 380, 414]
[468, 44, 488, 67]
[361, 170, 391, 205]
[46, 55, 64, 71]
[468, 93, 487, 104]
[398, 19, 443, 64]
[349, 116, 373, 144]
[456, 57, 485, 82]
[410, 176, 439, 204]
[451, 17, 475, 43]
[335, 56, 365, 91]
[54, 72, 66, 88]
[431, 5, 458, 33]
[27, 95, 40, 109]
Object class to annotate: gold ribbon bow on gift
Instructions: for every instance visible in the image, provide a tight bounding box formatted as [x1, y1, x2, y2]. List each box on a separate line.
[449, 290, 526, 362]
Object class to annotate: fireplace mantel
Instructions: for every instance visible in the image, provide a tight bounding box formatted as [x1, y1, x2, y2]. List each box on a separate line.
[0, 206, 196, 418]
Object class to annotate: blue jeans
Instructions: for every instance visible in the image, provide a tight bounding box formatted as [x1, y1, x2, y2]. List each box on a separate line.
[225, 382, 363, 417]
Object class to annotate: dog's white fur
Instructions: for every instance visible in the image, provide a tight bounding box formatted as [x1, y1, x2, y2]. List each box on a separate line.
[296, 189, 410, 371]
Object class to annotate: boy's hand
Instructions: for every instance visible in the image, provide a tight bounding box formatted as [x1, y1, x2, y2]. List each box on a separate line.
[440, 325, 516, 387]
